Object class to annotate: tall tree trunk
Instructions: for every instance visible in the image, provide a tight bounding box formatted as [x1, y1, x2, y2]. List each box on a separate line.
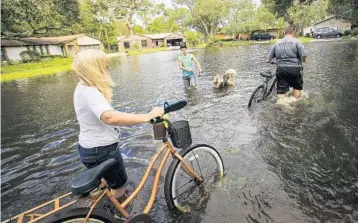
[126, 23, 136, 48]
[105, 28, 110, 52]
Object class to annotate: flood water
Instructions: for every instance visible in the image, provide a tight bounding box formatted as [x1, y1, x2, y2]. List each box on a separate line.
[2, 40, 358, 222]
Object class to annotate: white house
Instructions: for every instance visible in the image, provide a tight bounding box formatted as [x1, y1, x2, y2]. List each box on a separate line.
[1, 34, 103, 62]
[117, 33, 185, 51]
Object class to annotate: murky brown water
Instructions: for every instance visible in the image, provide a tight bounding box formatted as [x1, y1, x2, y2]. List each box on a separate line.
[2, 40, 358, 222]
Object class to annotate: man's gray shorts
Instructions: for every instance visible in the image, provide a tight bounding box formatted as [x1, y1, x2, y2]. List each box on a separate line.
[183, 75, 196, 87]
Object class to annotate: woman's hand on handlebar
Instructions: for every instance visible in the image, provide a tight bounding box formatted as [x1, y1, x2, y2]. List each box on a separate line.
[148, 107, 164, 121]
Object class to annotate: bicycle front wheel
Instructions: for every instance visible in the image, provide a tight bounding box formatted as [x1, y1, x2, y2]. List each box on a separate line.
[45, 208, 120, 223]
[164, 144, 225, 212]
[265, 77, 277, 98]
[248, 85, 265, 108]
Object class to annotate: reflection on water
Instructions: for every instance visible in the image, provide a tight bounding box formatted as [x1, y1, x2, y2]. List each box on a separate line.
[2, 41, 358, 222]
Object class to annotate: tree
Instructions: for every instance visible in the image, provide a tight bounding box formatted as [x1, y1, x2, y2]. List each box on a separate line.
[164, 8, 192, 33]
[184, 31, 202, 46]
[225, 0, 278, 36]
[287, 0, 328, 35]
[145, 7, 191, 33]
[133, 25, 147, 34]
[328, 0, 358, 27]
[261, 0, 317, 22]
[226, 0, 257, 35]
[107, 0, 154, 46]
[1, 0, 80, 37]
[147, 17, 178, 33]
[175, 0, 231, 40]
[253, 6, 277, 31]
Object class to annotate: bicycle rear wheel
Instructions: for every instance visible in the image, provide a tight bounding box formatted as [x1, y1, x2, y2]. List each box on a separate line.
[44, 208, 120, 223]
[248, 85, 265, 108]
[164, 144, 224, 212]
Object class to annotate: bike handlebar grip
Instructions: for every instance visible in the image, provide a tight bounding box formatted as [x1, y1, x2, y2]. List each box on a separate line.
[150, 117, 162, 124]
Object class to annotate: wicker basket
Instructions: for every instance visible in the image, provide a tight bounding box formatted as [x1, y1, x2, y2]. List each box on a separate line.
[169, 120, 192, 149]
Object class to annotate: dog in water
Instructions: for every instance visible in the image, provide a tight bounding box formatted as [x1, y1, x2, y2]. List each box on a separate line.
[213, 69, 236, 88]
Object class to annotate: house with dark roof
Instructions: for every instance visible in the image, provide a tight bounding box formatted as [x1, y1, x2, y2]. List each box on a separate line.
[1, 34, 102, 62]
[116, 33, 184, 51]
[313, 16, 352, 32]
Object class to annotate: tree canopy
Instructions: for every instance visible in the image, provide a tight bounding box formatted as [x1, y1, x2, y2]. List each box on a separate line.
[1, 0, 356, 47]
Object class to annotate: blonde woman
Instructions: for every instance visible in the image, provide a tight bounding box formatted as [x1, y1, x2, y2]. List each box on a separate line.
[72, 49, 164, 204]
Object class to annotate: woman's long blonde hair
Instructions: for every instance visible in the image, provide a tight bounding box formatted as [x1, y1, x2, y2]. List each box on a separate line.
[72, 49, 113, 102]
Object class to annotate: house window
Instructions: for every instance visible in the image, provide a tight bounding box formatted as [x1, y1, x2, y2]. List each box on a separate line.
[124, 42, 130, 49]
[141, 40, 147, 48]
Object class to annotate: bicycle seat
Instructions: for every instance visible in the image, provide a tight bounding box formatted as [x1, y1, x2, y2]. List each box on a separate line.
[260, 71, 273, 78]
[71, 158, 117, 196]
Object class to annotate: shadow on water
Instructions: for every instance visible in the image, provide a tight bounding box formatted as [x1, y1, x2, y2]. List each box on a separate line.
[1, 40, 358, 222]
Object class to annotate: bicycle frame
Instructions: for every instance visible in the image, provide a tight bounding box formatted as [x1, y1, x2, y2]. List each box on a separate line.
[262, 75, 277, 98]
[3, 140, 202, 223]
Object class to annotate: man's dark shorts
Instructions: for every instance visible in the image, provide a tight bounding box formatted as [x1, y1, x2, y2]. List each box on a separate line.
[276, 66, 303, 94]
[78, 142, 127, 189]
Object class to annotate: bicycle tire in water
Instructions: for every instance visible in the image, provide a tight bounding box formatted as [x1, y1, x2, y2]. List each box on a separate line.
[164, 144, 225, 212]
[248, 85, 265, 108]
[44, 208, 120, 223]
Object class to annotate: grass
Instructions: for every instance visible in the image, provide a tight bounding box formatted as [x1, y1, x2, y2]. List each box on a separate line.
[127, 47, 169, 55]
[190, 43, 207, 48]
[1, 57, 73, 82]
[269, 36, 314, 44]
[222, 41, 254, 47]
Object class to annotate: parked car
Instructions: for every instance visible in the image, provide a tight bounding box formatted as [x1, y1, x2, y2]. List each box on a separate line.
[252, 33, 276, 41]
[313, 27, 343, 39]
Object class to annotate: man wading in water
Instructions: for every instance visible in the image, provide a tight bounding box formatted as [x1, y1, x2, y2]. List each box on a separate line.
[178, 44, 202, 87]
[267, 26, 307, 103]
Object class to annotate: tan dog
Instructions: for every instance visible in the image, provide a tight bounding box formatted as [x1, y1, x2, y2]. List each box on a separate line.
[213, 69, 236, 88]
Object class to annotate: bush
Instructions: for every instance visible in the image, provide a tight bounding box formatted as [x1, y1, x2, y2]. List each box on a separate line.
[344, 30, 351, 36]
[160, 42, 165, 47]
[206, 35, 221, 47]
[351, 28, 358, 37]
[133, 43, 140, 50]
[184, 31, 201, 46]
[19, 50, 41, 63]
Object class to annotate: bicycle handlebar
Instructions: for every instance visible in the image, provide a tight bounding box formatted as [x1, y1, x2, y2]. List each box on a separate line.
[150, 100, 187, 124]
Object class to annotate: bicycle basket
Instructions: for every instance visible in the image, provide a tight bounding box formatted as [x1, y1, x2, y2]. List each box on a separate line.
[169, 120, 192, 149]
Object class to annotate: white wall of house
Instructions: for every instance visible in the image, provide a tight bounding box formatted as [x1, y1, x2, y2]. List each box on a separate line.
[77, 35, 101, 46]
[5, 46, 28, 60]
[49, 45, 64, 56]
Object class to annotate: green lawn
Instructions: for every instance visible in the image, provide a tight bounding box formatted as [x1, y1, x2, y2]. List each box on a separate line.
[1, 58, 73, 82]
[269, 36, 313, 44]
[127, 47, 169, 55]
